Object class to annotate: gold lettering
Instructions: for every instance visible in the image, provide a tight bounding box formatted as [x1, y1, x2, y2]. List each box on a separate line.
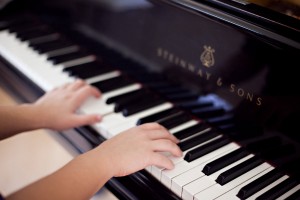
[246, 93, 254, 102]
[229, 84, 235, 92]
[206, 72, 212, 80]
[216, 78, 223, 86]
[197, 69, 204, 77]
[180, 60, 187, 68]
[188, 64, 196, 72]
[168, 53, 174, 63]
[175, 57, 180, 65]
[237, 88, 245, 97]
[256, 97, 262, 106]
[156, 47, 263, 107]
[163, 50, 169, 59]
[157, 48, 163, 57]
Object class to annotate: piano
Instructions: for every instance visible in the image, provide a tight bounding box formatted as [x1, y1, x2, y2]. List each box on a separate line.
[0, 0, 300, 199]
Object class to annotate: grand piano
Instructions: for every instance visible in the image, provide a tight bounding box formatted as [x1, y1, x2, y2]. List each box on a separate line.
[0, 0, 300, 199]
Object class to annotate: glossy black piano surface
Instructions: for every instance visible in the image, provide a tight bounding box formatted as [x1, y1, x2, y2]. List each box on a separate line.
[0, 0, 300, 199]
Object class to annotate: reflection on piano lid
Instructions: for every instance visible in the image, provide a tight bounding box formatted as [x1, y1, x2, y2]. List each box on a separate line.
[0, 0, 300, 199]
[248, 0, 300, 19]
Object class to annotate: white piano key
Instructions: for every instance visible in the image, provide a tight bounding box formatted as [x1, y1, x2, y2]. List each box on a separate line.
[57, 55, 97, 68]
[145, 166, 152, 173]
[171, 147, 246, 197]
[151, 131, 217, 180]
[103, 102, 174, 138]
[168, 120, 199, 134]
[215, 166, 275, 200]
[181, 154, 253, 200]
[80, 83, 142, 117]
[0, 31, 74, 91]
[166, 127, 213, 166]
[107, 102, 176, 137]
[99, 102, 172, 128]
[108, 110, 199, 140]
[159, 142, 239, 189]
[193, 162, 272, 200]
[85, 70, 121, 84]
[45, 45, 80, 57]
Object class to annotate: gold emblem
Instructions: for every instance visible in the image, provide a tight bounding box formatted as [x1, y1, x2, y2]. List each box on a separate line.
[200, 45, 215, 68]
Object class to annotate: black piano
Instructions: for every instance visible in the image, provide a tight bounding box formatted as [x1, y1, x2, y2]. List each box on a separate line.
[0, 0, 300, 199]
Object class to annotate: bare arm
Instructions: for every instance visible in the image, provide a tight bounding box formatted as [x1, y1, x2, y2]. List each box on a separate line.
[6, 123, 182, 200]
[1, 79, 182, 200]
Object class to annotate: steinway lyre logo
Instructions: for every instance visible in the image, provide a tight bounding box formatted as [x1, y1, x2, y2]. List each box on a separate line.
[200, 45, 215, 68]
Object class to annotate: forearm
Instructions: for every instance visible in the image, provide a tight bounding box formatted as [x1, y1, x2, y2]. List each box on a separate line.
[0, 104, 45, 140]
[6, 148, 112, 200]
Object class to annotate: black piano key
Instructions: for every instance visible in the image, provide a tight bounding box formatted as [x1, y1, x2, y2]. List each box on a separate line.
[8, 20, 42, 33]
[173, 122, 211, 140]
[158, 112, 191, 130]
[0, 14, 38, 30]
[91, 76, 135, 93]
[192, 106, 226, 119]
[184, 136, 231, 162]
[145, 81, 178, 89]
[178, 129, 220, 151]
[218, 124, 236, 134]
[64, 61, 113, 79]
[237, 168, 284, 199]
[0, 18, 23, 30]
[114, 90, 152, 112]
[106, 88, 145, 104]
[156, 87, 188, 95]
[130, 71, 163, 81]
[285, 189, 300, 200]
[136, 107, 181, 125]
[166, 92, 199, 102]
[15, 26, 56, 41]
[206, 113, 234, 127]
[256, 178, 299, 200]
[202, 147, 249, 176]
[47, 50, 92, 64]
[122, 98, 166, 117]
[215, 156, 264, 186]
[30, 39, 75, 54]
[180, 100, 214, 110]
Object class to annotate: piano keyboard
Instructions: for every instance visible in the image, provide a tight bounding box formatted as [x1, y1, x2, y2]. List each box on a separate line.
[1, 15, 299, 200]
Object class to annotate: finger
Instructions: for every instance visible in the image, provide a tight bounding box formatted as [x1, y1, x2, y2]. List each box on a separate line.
[70, 114, 102, 127]
[66, 79, 87, 91]
[139, 123, 166, 131]
[149, 153, 175, 170]
[72, 85, 101, 106]
[151, 139, 182, 157]
[147, 129, 180, 143]
[58, 82, 71, 90]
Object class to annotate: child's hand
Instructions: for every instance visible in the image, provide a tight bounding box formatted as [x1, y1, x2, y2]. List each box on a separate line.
[34, 79, 102, 130]
[94, 123, 183, 177]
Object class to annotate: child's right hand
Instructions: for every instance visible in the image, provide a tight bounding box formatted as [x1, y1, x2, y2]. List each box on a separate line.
[93, 123, 182, 178]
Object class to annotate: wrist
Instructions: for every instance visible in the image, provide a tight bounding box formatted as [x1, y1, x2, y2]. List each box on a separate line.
[19, 103, 47, 130]
[82, 147, 115, 184]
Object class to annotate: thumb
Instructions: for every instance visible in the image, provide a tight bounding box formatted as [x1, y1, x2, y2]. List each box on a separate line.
[71, 114, 102, 127]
